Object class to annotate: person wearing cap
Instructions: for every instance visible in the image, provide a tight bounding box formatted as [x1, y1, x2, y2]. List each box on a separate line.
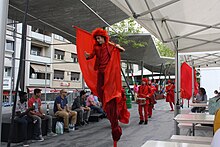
[165, 80, 175, 111]
[72, 90, 91, 125]
[137, 78, 152, 125]
[15, 91, 40, 146]
[54, 89, 78, 132]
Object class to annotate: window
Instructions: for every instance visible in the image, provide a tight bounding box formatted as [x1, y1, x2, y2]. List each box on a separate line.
[4, 67, 11, 77]
[71, 72, 80, 81]
[54, 34, 65, 41]
[54, 49, 65, 60]
[54, 70, 64, 80]
[71, 53, 78, 63]
[31, 45, 41, 56]
[6, 40, 14, 51]
[7, 19, 14, 26]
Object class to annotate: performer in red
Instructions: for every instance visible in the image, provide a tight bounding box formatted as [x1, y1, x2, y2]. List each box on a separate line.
[82, 28, 129, 147]
[148, 80, 156, 118]
[137, 78, 151, 125]
[165, 80, 175, 111]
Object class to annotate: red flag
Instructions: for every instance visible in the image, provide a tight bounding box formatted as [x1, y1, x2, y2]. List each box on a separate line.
[75, 27, 98, 96]
[181, 62, 198, 99]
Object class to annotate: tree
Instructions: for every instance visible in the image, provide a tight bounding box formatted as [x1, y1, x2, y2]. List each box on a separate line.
[156, 40, 175, 57]
[108, 18, 147, 48]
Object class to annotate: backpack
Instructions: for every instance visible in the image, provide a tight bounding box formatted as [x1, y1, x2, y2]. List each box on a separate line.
[55, 121, 64, 134]
[214, 108, 220, 134]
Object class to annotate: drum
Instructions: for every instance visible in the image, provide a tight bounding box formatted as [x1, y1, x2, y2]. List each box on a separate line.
[137, 98, 146, 105]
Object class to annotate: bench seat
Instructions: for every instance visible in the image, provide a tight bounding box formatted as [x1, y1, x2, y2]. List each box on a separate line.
[170, 135, 212, 144]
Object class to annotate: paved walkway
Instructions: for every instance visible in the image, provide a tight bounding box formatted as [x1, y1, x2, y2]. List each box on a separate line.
[1, 99, 212, 147]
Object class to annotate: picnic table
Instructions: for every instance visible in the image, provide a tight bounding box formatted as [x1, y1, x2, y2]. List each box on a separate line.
[141, 140, 210, 147]
[189, 102, 208, 107]
[174, 113, 214, 136]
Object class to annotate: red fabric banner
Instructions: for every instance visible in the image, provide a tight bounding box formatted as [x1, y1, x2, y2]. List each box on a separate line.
[181, 62, 198, 100]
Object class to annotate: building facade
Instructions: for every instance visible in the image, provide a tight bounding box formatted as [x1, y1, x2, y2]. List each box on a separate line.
[3, 21, 82, 104]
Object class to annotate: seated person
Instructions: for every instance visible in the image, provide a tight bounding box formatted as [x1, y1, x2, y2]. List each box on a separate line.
[28, 89, 57, 139]
[72, 90, 91, 125]
[191, 87, 207, 113]
[15, 91, 41, 146]
[208, 94, 220, 115]
[93, 94, 101, 107]
[54, 89, 78, 132]
[86, 93, 106, 117]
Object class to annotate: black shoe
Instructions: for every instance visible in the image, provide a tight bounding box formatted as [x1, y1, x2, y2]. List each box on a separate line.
[80, 121, 85, 126]
[64, 128, 70, 133]
[139, 120, 144, 125]
[144, 121, 148, 125]
[75, 126, 79, 130]
[23, 140, 29, 147]
[85, 120, 89, 124]
[148, 115, 151, 118]
[33, 136, 44, 142]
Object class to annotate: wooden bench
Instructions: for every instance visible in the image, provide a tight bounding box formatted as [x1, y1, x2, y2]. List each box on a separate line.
[1, 113, 48, 143]
[170, 135, 212, 144]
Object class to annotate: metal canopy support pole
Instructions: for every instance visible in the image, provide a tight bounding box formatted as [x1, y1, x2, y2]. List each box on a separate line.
[174, 41, 181, 135]
[45, 63, 47, 102]
[191, 61, 195, 104]
[141, 61, 144, 80]
[19, 0, 29, 91]
[0, 0, 9, 143]
[126, 60, 129, 84]
[163, 20, 180, 135]
[121, 68, 135, 100]
[8, 0, 29, 146]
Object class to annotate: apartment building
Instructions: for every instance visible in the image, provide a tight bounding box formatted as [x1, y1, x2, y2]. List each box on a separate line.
[3, 21, 82, 103]
[52, 34, 82, 90]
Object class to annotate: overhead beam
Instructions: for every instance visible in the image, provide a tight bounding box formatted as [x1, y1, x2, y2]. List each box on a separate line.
[179, 37, 220, 51]
[184, 36, 220, 45]
[164, 20, 220, 43]
[144, 0, 165, 42]
[9, 4, 76, 39]
[138, 0, 180, 18]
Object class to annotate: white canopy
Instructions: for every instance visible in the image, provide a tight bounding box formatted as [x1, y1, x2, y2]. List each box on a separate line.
[110, 0, 220, 53]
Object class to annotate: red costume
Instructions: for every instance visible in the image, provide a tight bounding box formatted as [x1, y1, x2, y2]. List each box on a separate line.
[137, 78, 151, 123]
[165, 80, 175, 111]
[75, 27, 130, 147]
[148, 84, 156, 117]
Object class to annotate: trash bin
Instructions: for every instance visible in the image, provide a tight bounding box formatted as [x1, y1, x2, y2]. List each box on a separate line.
[125, 88, 132, 109]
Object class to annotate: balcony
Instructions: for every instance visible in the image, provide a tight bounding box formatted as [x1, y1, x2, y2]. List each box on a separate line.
[29, 54, 51, 64]
[29, 78, 50, 86]
[31, 31, 52, 44]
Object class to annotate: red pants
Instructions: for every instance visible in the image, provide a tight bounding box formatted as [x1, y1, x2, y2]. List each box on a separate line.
[97, 71, 122, 141]
[106, 99, 122, 141]
[148, 105, 153, 117]
[97, 71, 104, 101]
[138, 104, 148, 121]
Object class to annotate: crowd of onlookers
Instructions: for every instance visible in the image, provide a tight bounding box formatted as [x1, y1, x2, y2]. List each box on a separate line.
[15, 88, 105, 147]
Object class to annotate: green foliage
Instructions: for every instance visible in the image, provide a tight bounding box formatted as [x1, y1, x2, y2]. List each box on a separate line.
[156, 40, 175, 57]
[108, 18, 147, 48]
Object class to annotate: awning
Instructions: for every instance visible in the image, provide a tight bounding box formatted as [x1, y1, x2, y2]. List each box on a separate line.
[8, 0, 128, 43]
[110, 0, 220, 53]
[30, 64, 52, 73]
